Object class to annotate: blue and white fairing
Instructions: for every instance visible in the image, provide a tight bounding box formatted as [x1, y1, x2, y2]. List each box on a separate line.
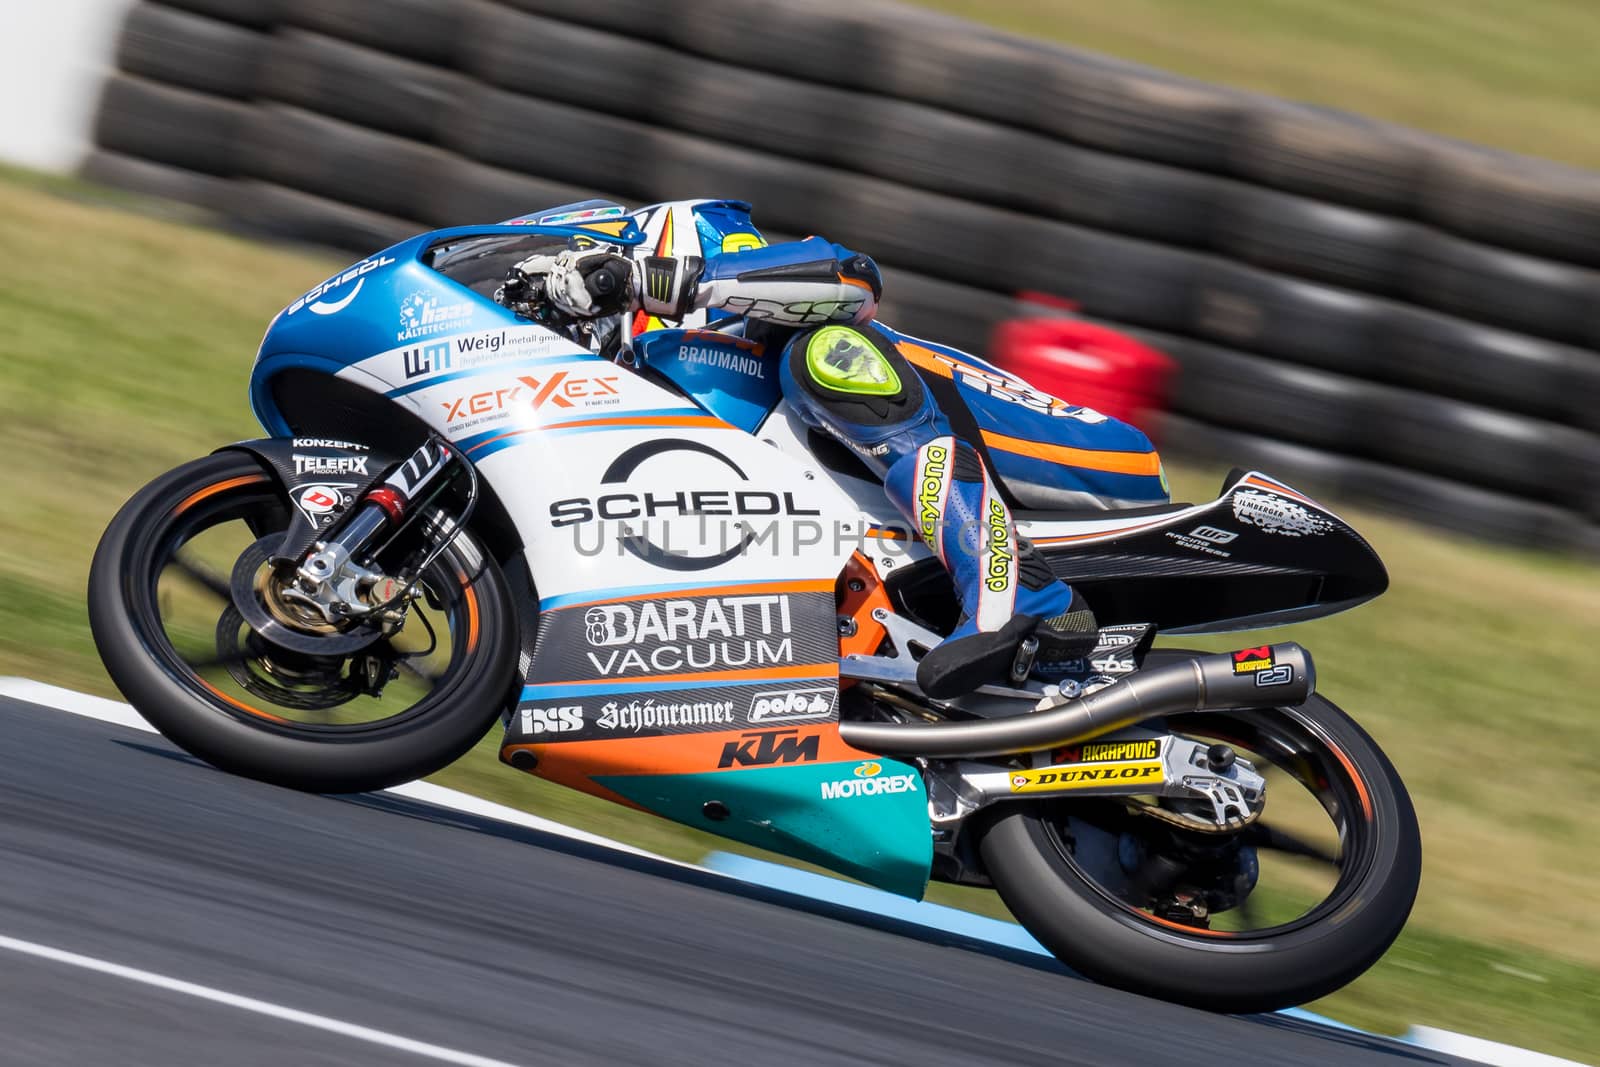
[249, 212, 864, 609]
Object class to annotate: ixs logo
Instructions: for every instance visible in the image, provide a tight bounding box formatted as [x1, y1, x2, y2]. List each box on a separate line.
[596, 698, 733, 731]
[293, 455, 369, 476]
[717, 729, 819, 768]
[1009, 763, 1163, 793]
[398, 291, 473, 342]
[520, 706, 583, 734]
[718, 294, 864, 324]
[748, 687, 835, 723]
[287, 255, 396, 316]
[820, 761, 919, 800]
[581, 595, 793, 676]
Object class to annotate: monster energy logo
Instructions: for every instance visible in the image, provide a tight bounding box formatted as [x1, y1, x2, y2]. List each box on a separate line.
[917, 443, 948, 543]
[985, 497, 1012, 593]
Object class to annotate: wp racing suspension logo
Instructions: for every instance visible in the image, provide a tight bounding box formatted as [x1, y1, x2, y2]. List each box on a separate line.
[582, 595, 794, 676]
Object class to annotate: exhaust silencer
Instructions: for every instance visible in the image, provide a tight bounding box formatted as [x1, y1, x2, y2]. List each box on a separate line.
[838, 643, 1314, 759]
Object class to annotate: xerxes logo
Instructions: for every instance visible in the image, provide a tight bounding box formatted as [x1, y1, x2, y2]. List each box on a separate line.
[717, 729, 820, 768]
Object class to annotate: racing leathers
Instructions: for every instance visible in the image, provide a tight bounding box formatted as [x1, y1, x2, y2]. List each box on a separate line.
[510, 235, 1101, 699]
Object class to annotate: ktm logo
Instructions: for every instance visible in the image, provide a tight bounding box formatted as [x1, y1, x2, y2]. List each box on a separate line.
[717, 729, 820, 769]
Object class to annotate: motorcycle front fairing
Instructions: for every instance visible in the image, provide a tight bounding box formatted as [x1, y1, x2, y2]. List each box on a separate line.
[249, 221, 933, 898]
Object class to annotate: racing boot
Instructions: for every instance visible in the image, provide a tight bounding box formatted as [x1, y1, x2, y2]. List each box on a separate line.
[884, 435, 1099, 699]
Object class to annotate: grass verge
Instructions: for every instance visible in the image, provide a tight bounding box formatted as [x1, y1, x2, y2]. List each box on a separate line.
[1, 170, 1596, 1060]
[909, 0, 1600, 170]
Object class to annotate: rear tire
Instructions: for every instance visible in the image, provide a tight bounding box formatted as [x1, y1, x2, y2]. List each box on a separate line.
[89, 452, 519, 793]
[977, 693, 1421, 1013]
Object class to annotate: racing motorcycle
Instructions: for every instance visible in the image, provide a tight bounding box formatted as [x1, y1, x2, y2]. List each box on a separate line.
[88, 200, 1419, 1014]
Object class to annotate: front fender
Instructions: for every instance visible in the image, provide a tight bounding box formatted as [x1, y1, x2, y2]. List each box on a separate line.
[214, 436, 402, 561]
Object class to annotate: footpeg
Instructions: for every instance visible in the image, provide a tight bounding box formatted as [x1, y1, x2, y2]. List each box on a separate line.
[1009, 636, 1039, 685]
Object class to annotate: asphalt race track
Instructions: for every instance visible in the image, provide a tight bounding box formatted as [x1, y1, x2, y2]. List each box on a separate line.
[0, 697, 1475, 1067]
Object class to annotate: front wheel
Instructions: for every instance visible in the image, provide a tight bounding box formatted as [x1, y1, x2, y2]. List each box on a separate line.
[977, 692, 1421, 1014]
[88, 452, 519, 793]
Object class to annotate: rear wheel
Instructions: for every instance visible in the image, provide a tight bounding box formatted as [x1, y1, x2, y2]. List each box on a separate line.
[88, 452, 519, 793]
[977, 691, 1420, 1013]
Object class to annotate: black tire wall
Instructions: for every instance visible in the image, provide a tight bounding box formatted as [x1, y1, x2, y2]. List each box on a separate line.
[84, 0, 1600, 553]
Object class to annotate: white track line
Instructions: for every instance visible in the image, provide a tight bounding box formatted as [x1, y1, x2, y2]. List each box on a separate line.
[0, 933, 524, 1067]
[6, 678, 1586, 1067]
[0, 677, 679, 864]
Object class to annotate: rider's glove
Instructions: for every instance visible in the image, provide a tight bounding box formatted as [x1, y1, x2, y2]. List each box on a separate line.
[511, 248, 704, 322]
[513, 247, 635, 318]
[635, 255, 703, 321]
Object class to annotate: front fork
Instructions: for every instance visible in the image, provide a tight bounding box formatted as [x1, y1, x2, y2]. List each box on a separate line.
[283, 437, 476, 629]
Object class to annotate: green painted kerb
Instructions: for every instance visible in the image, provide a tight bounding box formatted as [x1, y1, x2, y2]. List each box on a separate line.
[596, 757, 932, 899]
[805, 326, 902, 396]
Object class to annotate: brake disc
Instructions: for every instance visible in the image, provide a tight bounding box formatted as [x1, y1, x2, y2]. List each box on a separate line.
[228, 536, 381, 657]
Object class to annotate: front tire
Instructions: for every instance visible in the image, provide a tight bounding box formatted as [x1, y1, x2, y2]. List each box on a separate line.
[88, 452, 519, 793]
[977, 693, 1421, 1013]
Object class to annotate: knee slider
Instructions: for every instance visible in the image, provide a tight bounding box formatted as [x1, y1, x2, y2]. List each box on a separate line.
[786, 323, 927, 423]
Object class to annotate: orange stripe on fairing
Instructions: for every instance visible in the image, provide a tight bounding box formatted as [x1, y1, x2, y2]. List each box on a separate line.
[173, 474, 269, 516]
[505, 722, 877, 779]
[837, 272, 874, 294]
[981, 430, 1163, 477]
[537, 662, 838, 689]
[197, 679, 290, 724]
[865, 526, 908, 541]
[570, 578, 833, 609]
[463, 414, 725, 454]
[551, 413, 724, 431]
[1241, 475, 1314, 505]
[1028, 517, 1174, 546]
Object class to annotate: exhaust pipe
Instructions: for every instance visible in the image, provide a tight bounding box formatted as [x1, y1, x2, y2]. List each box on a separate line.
[838, 643, 1314, 758]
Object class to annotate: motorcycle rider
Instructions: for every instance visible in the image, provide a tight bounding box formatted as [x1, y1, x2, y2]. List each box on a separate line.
[503, 212, 1157, 699]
